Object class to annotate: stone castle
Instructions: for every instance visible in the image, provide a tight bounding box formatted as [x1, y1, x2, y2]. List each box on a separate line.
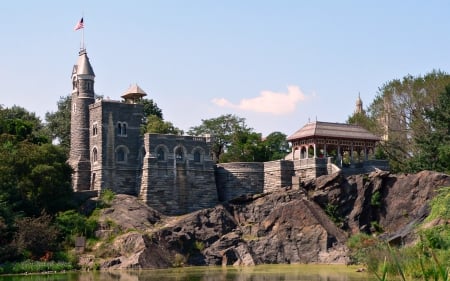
[68, 48, 388, 215]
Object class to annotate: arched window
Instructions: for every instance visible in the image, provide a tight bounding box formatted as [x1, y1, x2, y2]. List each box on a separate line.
[92, 123, 98, 136]
[92, 147, 98, 162]
[175, 147, 184, 161]
[194, 151, 201, 163]
[157, 147, 165, 161]
[117, 122, 128, 136]
[117, 148, 125, 162]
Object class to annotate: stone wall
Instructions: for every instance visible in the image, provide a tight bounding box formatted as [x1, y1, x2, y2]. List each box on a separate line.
[140, 134, 217, 215]
[263, 160, 294, 193]
[293, 158, 328, 181]
[89, 100, 144, 195]
[215, 162, 264, 201]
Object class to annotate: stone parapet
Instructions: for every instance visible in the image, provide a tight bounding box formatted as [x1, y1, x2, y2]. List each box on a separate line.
[263, 160, 294, 193]
[215, 162, 264, 202]
[140, 134, 217, 215]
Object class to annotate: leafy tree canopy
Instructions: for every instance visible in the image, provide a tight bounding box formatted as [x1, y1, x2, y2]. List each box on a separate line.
[144, 115, 184, 135]
[45, 95, 71, 153]
[188, 114, 252, 162]
[363, 70, 450, 172]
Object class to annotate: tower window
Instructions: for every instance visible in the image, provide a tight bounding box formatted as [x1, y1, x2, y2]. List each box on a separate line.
[92, 123, 98, 136]
[117, 122, 128, 136]
[92, 147, 98, 162]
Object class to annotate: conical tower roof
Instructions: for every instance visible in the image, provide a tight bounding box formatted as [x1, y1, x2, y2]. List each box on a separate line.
[75, 49, 95, 76]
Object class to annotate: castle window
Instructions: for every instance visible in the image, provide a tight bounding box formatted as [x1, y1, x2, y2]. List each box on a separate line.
[117, 122, 128, 136]
[175, 147, 184, 161]
[92, 123, 98, 136]
[157, 148, 165, 161]
[92, 147, 98, 162]
[194, 151, 201, 163]
[117, 148, 125, 162]
[116, 145, 129, 163]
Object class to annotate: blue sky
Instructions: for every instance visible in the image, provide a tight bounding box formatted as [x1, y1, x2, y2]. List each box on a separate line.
[1, 1, 450, 137]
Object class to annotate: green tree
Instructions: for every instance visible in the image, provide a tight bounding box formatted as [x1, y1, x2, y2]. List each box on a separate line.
[141, 98, 163, 119]
[0, 106, 48, 144]
[188, 114, 252, 162]
[45, 95, 71, 153]
[409, 86, 450, 173]
[221, 131, 265, 162]
[144, 115, 183, 135]
[263, 131, 290, 161]
[366, 70, 450, 172]
[13, 214, 59, 260]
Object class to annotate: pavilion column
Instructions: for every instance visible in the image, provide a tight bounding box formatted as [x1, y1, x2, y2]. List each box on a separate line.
[313, 143, 317, 158]
[324, 143, 327, 157]
[337, 144, 341, 166]
[364, 146, 368, 161]
[351, 145, 354, 164]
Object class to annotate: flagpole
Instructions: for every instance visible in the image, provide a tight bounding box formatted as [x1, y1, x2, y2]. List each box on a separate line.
[82, 25, 85, 50]
[81, 13, 85, 50]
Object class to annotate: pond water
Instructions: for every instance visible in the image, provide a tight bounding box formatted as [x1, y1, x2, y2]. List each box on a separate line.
[0, 264, 376, 281]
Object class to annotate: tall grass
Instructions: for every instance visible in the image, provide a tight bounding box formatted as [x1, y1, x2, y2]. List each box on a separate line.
[0, 260, 74, 274]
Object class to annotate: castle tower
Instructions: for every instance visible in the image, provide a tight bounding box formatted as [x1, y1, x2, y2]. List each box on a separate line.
[69, 49, 96, 191]
[354, 93, 364, 114]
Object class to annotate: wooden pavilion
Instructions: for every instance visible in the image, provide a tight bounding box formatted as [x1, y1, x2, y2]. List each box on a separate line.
[287, 121, 380, 165]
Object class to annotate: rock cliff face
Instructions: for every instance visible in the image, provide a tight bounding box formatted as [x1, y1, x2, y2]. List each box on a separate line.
[84, 170, 450, 270]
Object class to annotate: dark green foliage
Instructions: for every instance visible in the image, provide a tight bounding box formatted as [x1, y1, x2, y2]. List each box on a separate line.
[263, 131, 290, 160]
[189, 114, 288, 163]
[55, 210, 98, 242]
[144, 115, 183, 135]
[140, 98, 163, 119]
[45, 95, 71, 153]
[0, 106, 74, 263]
[371, 191, 381, 207]
[324, 203, 344, 226]
[13, 215, 59, 260]
[409, 87, 450, 173]
[189, 114, 251, 162]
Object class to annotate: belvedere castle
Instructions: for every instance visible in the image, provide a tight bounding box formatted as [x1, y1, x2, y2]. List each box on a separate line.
[68, 48, 388, 215]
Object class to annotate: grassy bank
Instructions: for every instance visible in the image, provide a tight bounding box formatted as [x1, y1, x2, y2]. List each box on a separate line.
[0, 261, 75, 275]
[348, 186, 450, 281]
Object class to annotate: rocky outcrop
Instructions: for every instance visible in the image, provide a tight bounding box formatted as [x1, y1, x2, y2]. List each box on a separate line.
[307, 170, 450, 242]
[83, 170, 450, 270]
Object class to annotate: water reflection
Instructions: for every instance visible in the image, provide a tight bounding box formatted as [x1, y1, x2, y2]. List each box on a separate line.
[0, 265, 375, 281]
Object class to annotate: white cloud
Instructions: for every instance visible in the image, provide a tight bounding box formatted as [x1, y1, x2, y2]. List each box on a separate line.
[212, 85, 308, 115]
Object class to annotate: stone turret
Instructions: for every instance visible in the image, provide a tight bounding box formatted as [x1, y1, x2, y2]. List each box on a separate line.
[354, 93, 364, 114]
[69, 48, 96, 191]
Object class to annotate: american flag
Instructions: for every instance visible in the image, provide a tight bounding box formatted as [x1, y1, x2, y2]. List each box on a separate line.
[74, 17, 84, 31]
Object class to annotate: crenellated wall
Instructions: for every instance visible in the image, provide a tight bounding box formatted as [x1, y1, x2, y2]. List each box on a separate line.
[139, 134, 217, 215]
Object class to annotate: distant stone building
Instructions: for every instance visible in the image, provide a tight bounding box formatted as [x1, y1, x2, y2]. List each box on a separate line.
[68, 48, 388, 215]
